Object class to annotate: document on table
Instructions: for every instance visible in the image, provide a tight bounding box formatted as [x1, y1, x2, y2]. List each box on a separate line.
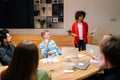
[78, 54, 85, 58]
[41, 58, 60, 63]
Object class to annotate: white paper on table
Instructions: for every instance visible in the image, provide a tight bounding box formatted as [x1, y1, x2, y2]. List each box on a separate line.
[41, 58, 48, 63]
[52, 58, 60, 62]
[78, 54, 85, 58]
[41, 58, 60, 63]
[89, 59, 99, 64]
[63, 70, 74, 73]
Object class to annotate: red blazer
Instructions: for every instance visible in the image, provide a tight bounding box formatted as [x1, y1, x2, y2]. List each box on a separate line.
[72, 21, 88, 44]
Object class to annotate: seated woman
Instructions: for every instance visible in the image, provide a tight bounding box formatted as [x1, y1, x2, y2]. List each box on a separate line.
[1, 40, 51, 80]
[39, 30, 62, 58]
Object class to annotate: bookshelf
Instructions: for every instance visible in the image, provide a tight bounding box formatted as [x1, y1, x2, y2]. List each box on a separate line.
[34, 0, 64, 28]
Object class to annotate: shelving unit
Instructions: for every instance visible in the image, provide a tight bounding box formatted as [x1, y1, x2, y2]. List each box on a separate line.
[34, 0, 64, 28]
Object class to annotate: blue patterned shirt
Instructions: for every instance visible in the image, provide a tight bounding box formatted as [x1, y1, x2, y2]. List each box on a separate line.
[39, 40, 62, 58]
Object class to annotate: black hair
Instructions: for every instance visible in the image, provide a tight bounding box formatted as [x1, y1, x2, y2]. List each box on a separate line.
[0, 29, 9, 42]
[75, 11, 86, 20]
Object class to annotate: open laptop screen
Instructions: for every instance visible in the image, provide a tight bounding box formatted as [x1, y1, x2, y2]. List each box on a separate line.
[86, 44, 100, 57]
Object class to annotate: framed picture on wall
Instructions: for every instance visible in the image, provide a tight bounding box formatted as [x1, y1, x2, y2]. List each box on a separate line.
[53, 17, 58, 22]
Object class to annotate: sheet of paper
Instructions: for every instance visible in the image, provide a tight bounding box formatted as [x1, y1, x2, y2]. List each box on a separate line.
[41, 58, 60, 63]
[63, 70, 74, 73]
[78, 54, 85, 58]
[89, 59, 99, 64]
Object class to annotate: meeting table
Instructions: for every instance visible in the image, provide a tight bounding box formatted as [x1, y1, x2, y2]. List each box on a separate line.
[0, 51, 100, 80]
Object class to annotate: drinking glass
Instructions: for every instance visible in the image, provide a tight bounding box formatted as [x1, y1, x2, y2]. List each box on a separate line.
[47, 52, 54, 75]
[47, 52, 53, 63]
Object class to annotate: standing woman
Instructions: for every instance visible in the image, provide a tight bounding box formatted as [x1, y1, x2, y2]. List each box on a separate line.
[72, 11, 88, 51]
[1, 40, 50, 80]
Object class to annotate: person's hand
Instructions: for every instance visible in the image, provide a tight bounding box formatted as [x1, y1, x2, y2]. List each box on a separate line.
[45, 39, 49, 48]
[45, 39, 49, 43]
[88, 52, 107, 70]
[97, 59, 107, 70]
[88, 53, 98, 60]
[72, 33, 77, 37]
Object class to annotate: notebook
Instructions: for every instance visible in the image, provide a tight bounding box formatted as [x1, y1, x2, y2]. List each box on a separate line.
[74, 61, 90, 70]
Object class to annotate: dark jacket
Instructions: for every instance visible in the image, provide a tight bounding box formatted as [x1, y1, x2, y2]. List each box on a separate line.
[102, 68, 120, 80]
[83, 68, 120, 80]
[0, 44, 15, 66]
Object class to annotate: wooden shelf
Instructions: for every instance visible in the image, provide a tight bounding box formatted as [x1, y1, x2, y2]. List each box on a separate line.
[34, 0, 64, 28]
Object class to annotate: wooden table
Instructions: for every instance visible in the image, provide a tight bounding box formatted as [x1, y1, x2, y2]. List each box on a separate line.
[38, 51, 100, 80]
[0, 51, 99, 80]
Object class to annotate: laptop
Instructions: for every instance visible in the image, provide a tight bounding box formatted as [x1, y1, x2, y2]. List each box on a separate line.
[61, 47, 78, 57]
[74, 61, 90, 70]
[86, 44, 100, 57]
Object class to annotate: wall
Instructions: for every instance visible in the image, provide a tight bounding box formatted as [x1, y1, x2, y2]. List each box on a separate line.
[8, 0, 120, 44]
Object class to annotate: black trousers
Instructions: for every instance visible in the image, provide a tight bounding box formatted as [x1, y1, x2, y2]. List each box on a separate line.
[75, 40, 86, 51]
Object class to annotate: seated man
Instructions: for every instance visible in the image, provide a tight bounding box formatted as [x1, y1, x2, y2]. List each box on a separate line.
[84, 36, 120, 80]
[39, 30, 62, 58]
[102, 34, 112, 43]
[97, 36, 120, 80]
[0, 29, 15, 66]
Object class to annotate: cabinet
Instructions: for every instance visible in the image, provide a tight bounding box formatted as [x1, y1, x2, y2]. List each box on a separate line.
[34, 0, 64, 28]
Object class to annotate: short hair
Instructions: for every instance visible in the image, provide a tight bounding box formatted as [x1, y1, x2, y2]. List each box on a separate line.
[0, 29, 9, 42]
[102, 34, 112, 43]
[41, 30, 49, 37]
[100, 36, 120, 68]
[1, 40, 39, 80]
[75, 11, 86, 20]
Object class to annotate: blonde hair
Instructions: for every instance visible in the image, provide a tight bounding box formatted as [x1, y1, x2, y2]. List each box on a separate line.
[41, 30, 49, 37]
[102, 34, 112, 42]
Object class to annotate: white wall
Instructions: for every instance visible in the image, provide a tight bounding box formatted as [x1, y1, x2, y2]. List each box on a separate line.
[8, 0, 120, 44]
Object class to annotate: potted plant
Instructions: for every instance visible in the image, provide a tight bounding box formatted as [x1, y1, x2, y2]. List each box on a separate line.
[67, 29, 72, 35]
[37, 18, 46, 28]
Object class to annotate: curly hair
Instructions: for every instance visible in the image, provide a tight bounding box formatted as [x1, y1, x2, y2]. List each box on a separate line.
[75, 11, 86, 20]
